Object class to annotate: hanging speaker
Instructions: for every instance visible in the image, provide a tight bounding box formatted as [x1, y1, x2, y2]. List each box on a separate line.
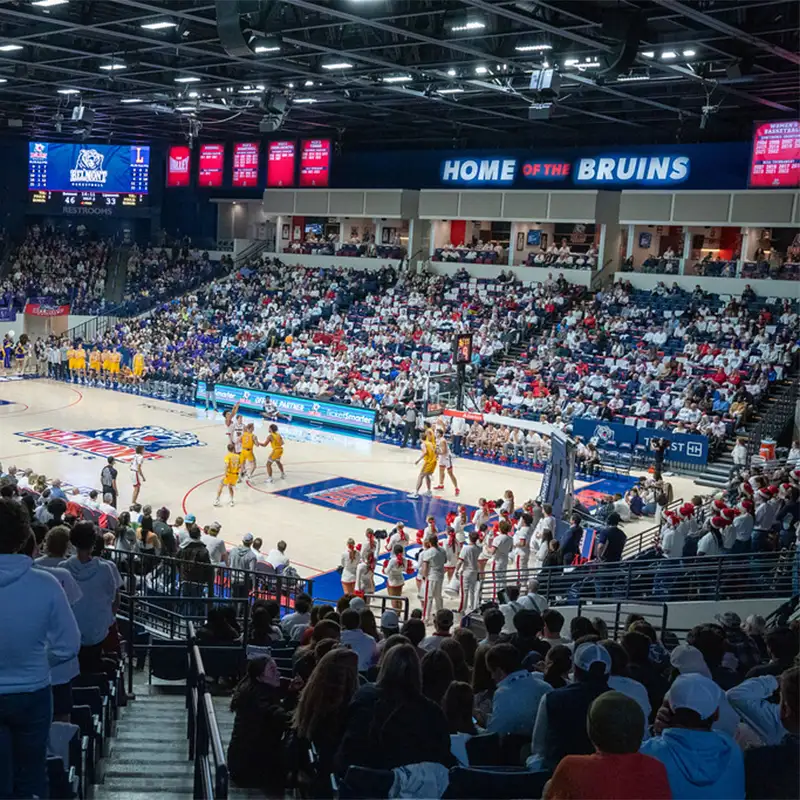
[216, 0, 274, 57]
[597, 11, 645, 79]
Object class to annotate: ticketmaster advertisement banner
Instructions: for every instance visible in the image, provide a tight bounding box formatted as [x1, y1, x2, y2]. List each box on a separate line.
[572, 418, 708, 465]
[196, 382, 376, 434]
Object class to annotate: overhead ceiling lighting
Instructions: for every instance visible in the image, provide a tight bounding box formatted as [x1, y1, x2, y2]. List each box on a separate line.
[32, 0, 69, 7]
[682, 48, 697, 57]
[174, 76, 201, 83]
[579, 59, 601, 69]
[617, 71, 650, 82]
[175, 105, 196, 112]
[382, 75, 412, 83]
[0, 44, 23, 52]
[661, 50, 677, 59]
[437, 87, 464, 94]
[446, 68, 456, 76]
[321, 61, 353, 70]
[474, 65, 488, 75]
[238, 87, 265, 94]
[294, 97, 316, 104]
[187, 91, 199, 98]
[99, 62, 126, 71]
[254, 43, 281, 53]
[641, 51, 655, 58]
[141, 20, 176, 30]
[0, 78, 7, 83]
[57, 88, 79, 94]
[515, 43, 552, 52]
[542, 60, 550, 68]
[120, 97, 143, 104]
[304, 79, 314, 87]
[450, 19, 486, 33]
[563, 58, 580, 67]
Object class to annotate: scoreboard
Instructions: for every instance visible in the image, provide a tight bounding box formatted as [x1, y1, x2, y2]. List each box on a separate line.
[28, 141, 150, 215]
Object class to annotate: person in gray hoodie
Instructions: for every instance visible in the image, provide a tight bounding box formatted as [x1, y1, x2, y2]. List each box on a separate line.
[62, 521, 122, 675]
[229, 533, 258, 600]
[641, 673, 745, 799]
[0, 498, 81, 798]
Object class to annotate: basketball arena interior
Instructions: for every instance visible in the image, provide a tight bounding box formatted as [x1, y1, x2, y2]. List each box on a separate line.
[0, 1, 798, 798]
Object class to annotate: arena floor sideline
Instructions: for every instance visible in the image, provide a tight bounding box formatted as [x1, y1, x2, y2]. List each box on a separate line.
[0, 378, 701, 604]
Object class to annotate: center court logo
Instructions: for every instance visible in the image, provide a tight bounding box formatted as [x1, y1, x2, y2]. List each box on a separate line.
[305, 482, 394, 508]
[15, 426, 204, 462]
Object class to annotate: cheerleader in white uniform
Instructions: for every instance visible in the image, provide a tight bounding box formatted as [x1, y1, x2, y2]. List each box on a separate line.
[472, 499, 491, 530]
[423, 515, 438, 541]
[383, 544, 407, 611]
[488, 520, 514, 594]
[444, 526, 459, 581]
[457, 531, 482, 614]
[385, 522, 409, 552]
[500, 489, 515, 516]
[340, 538, 359, 595]
[512, 512, 533, 578]
[453, 506, 468, 544]
[356, 548, 376, 596]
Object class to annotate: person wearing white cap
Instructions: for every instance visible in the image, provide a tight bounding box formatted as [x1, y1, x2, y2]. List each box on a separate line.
[528, 642, 611, 772]
[640, 673, 745, 800]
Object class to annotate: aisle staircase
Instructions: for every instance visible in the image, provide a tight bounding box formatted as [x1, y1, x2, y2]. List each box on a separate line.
[105, 243, 132, 305]
[95, 681, 238, 799]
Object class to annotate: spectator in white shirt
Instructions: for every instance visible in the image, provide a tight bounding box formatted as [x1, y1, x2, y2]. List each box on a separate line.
[201, 522, 229, 566]
[266, 540, 290, 570]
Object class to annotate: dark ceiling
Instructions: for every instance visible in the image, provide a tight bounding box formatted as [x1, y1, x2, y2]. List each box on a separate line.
[0, 0, 797, 150]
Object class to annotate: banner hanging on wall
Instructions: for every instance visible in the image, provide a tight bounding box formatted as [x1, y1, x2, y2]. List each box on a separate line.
[572, 417, 708, 465]
[195, 382, 376, 434]
[24, 302, 70, 317]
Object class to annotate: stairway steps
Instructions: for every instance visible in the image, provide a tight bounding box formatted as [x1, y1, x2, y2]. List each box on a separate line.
[101, 776, 196, 793]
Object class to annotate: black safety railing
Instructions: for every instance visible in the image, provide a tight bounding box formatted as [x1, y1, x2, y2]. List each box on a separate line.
[105, 549, 313, 618]
[746, 379, 800, 463]
[187, 622, 229, 800]
[479, 550, 795, 607]
[573, 599, 669, 641]
[313, 592, 411, 622]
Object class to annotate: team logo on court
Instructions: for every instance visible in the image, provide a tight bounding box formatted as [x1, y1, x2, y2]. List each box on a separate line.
[85, 426, 205, 452]
[305, 482, 394, 508]
[15, 426, 204, 462]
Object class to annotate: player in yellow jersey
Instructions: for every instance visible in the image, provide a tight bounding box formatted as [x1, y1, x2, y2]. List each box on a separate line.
[89, 347, 101, 381]
[67, 345, 77, 376]
[102, 348, 112, 374]
[409, 435, 438, 499]
[110, 350, 122, 379]
[214, 443, 240, 507]
[238, 423, 257, 480]
[260, 423, 285, 484]
[74, 344, 87, 378]
[132, 351, 145, 377]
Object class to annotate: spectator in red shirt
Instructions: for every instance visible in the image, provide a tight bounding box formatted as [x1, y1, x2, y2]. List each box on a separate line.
[543, 691, 671, 800]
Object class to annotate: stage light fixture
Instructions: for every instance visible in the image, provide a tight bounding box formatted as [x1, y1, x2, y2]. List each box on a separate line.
[141, 21, 176, 30]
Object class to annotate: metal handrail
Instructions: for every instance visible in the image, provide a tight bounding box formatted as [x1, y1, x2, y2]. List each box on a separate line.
[313, 592, 411, 622]
[105, 549, 313, 616]
[188, 622, 229, 800]
[479, 549, 795, 607]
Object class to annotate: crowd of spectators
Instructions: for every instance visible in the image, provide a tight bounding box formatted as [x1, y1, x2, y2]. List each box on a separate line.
[0, 226, 112, 314]
[118, 244, 232, 316]
[464, 280, 797, 448]
[433, 240, 507, 264]
[526, 240, 598, 270]
[223, 593, 799, 799]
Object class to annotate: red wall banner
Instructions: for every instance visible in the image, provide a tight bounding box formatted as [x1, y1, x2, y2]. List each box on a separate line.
[25, 303, 70, 317]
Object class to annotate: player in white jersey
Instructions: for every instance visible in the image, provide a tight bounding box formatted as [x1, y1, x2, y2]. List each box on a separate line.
[457, 531, 481, 614]
[130, 445, 146, 505]
[232, 413, 245, 454]
[224, 401, 241, 448]
[432, 429, 460, 496]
